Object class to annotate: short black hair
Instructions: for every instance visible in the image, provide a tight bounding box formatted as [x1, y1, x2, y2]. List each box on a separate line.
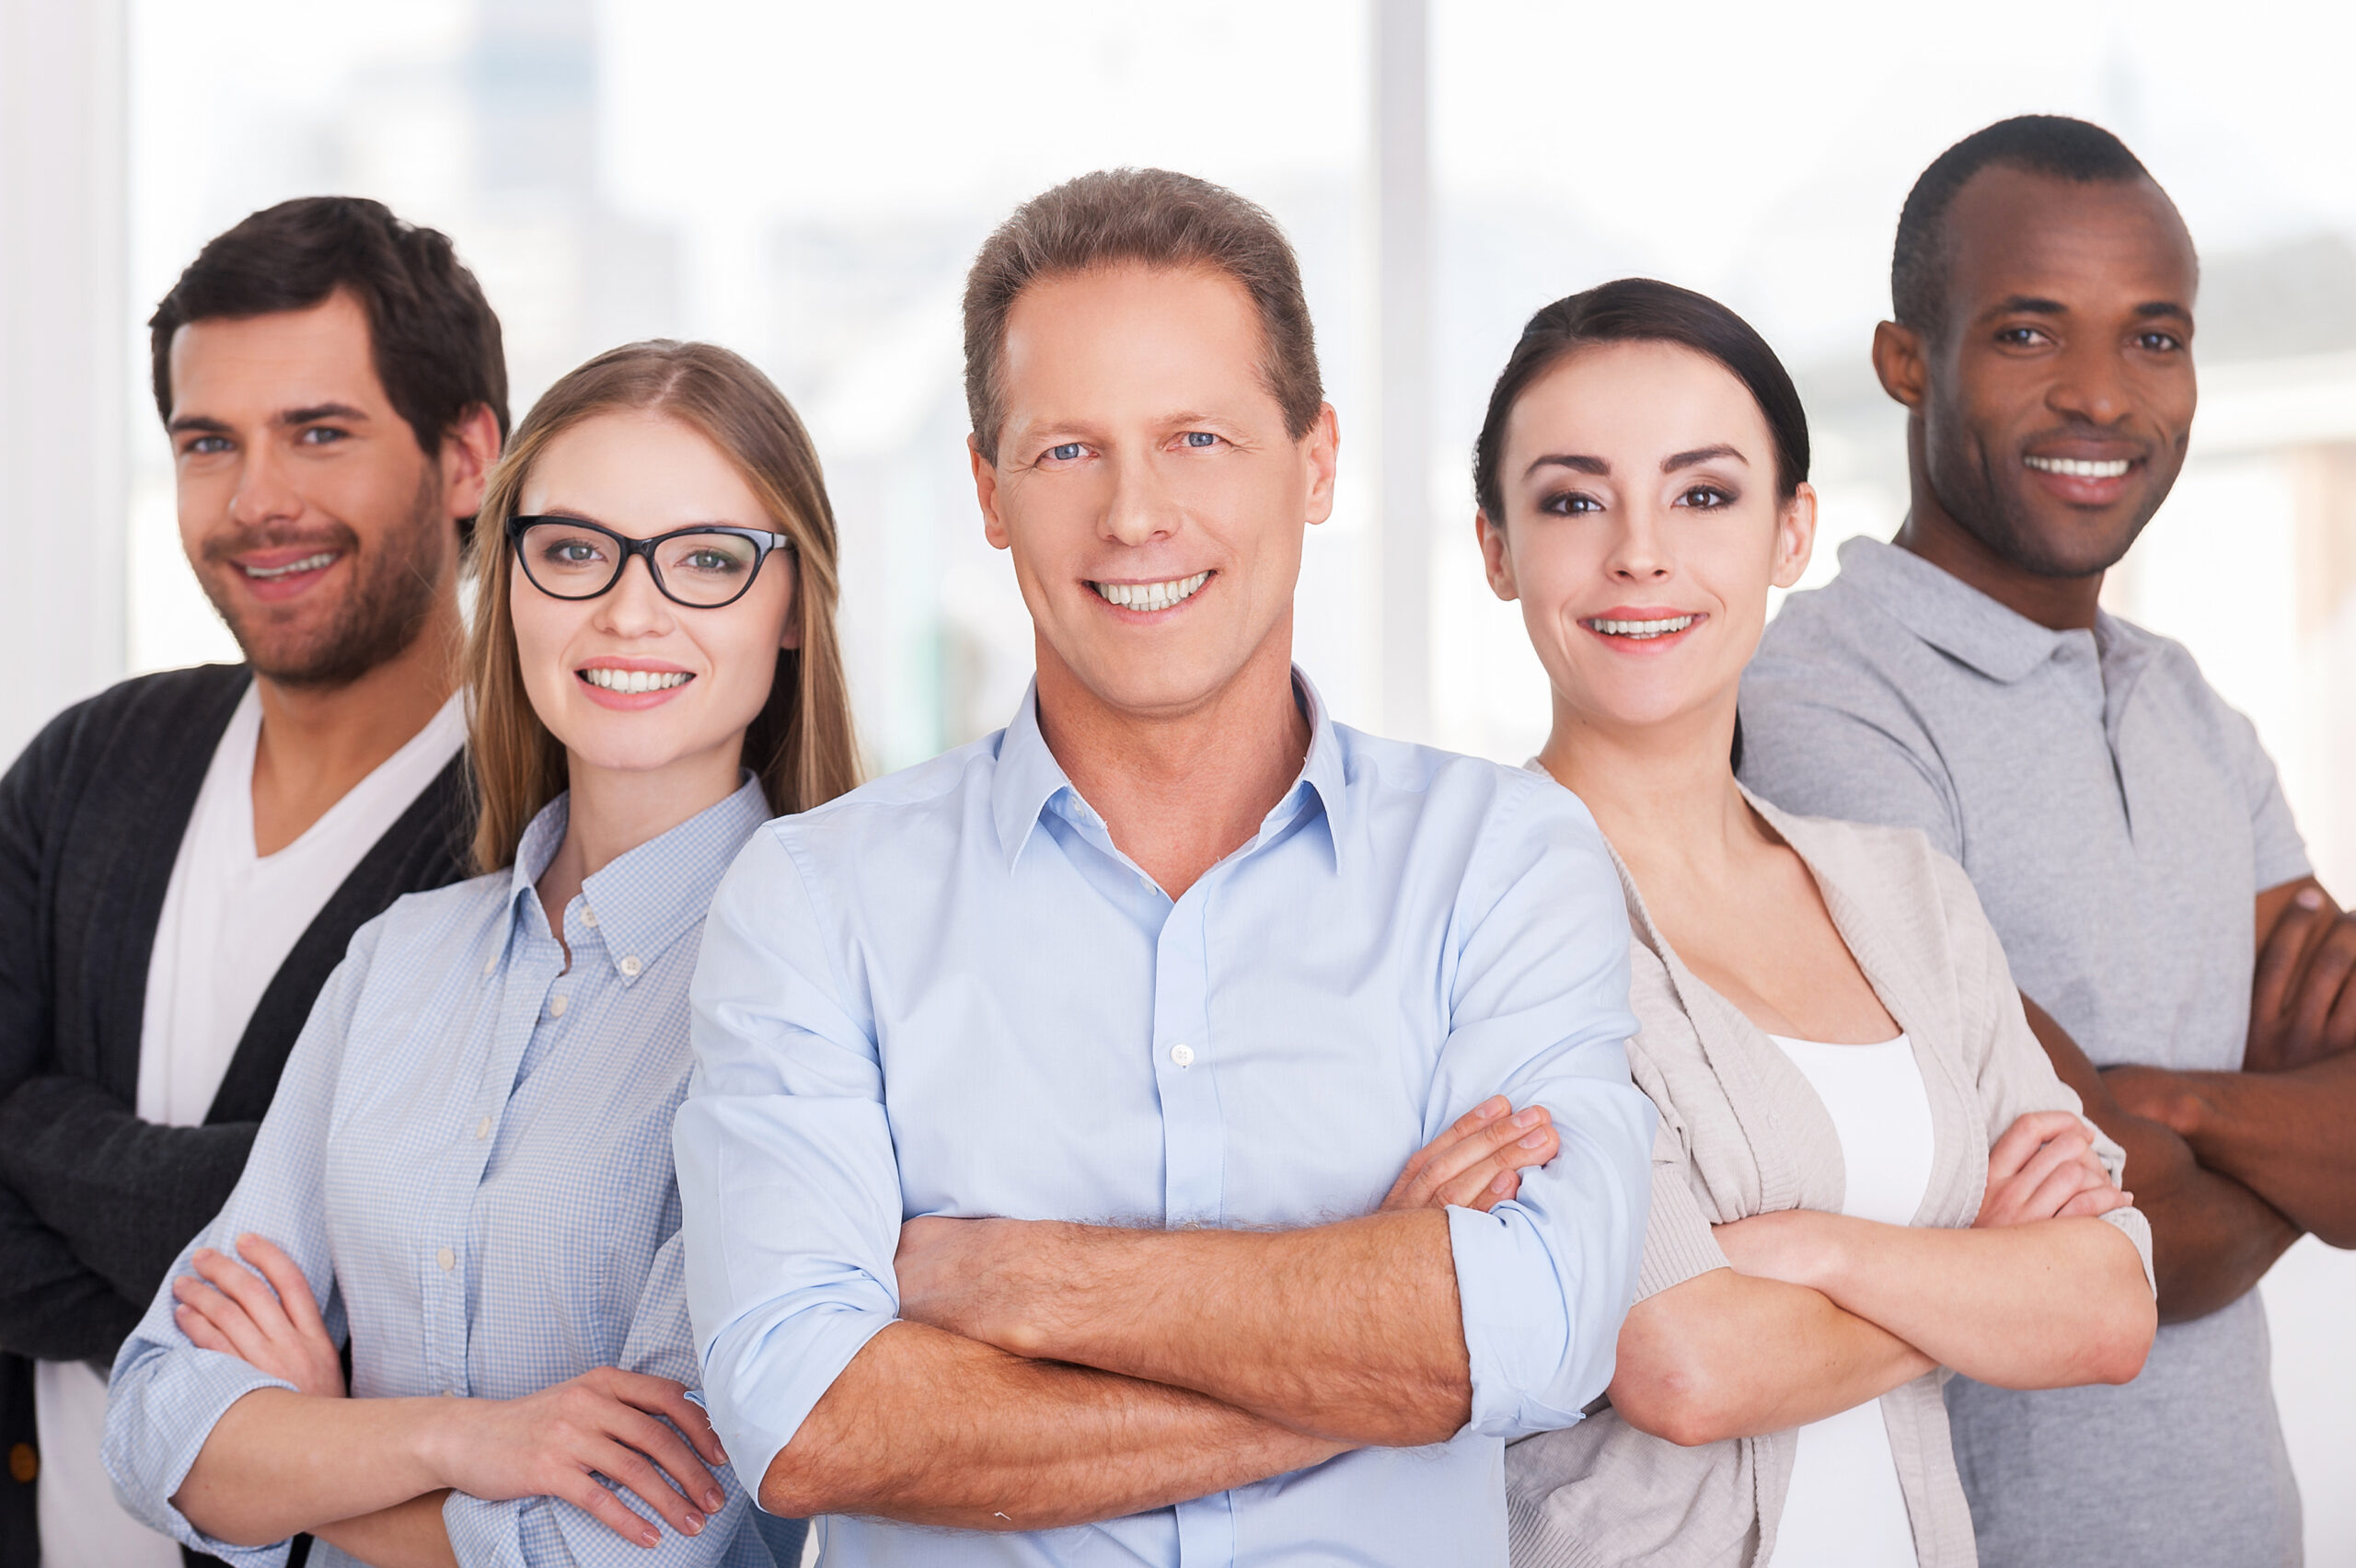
[150, 196, 510, 530]
[1892, 115, 2155, 332]
[1472, 276, 1809, 524]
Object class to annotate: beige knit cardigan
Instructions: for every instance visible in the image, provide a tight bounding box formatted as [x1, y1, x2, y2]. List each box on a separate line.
[1506, 790, 2154, 1568]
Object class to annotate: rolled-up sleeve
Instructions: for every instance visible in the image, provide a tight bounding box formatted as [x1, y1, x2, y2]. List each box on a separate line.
[1436, 781, 1655, 1439]
[101, 928, 372, 1566]
[676, 825, 904, 1493]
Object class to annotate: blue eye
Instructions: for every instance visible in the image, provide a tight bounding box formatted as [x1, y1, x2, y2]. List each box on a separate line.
[1184, 432, 1218, 448]
[1048, 443, 1084, 462]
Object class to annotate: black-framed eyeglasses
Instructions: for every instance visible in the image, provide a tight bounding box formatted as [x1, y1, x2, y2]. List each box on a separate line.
[507, 514, 794, 609]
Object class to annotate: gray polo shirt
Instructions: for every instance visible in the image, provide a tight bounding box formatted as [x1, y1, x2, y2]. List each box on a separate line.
[1738, 536, 2308, 1568]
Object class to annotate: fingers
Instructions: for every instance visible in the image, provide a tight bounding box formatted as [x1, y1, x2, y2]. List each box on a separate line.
[605, 1371, 731, 1476]
[233, 1235, 328, 1339]
[2057, 1182, 2131, 1220]
[2012, 1146, 2107, 1223]
[2253, 888, 2326, 1025]
[609, 1407, 723, 1518]
[190, 1247, 294, 1334]
[594, 1436, 710, 1539]
[2289, 916, 2356, 1052]
[555, 1470, 663, 1550]
[172, 1299, 238, 1355]
[1418, 1105, 1553, 1191]
[1432, 1123, 1558, 1210]
[172, 1270, 271, 1366]
[1986, 1111, 2084, 1183]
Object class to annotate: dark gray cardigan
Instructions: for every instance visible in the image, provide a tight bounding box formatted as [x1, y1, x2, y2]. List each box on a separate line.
[0, 663, 468, 1565]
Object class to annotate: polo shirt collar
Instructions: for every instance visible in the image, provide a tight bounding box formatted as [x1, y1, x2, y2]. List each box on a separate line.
[990, 667, 1352, 874]
[1835, 535, 2073, 684]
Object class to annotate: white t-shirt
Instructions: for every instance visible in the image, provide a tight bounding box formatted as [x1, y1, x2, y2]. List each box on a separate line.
[1764, 1032, 1934, 1568]
[35, 683, 466, 1568]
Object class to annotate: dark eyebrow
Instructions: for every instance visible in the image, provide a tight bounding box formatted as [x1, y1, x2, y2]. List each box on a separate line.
[2134, 301, 2193, 322]
[1524, 453, 1610, 478]
[1989, 295, 2069, 317]
[1663, 444, 1746, 473]
[279, 402, 370, 426]
[166, 414, 231, 436]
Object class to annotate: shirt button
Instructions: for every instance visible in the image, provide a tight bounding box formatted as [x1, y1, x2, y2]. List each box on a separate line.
[549, 994, 569, 1019]
[436, 1247, 455, 1272]
[474, 1115, 491, 1140]
[618, 955, 642, 977]
[482, 953, 498, 976]
[1170, 1043, 1195, 1068]
[582, 907, 600, 928]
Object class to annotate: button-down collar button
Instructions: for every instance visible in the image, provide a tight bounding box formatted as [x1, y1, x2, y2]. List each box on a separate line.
[482, 953, 498, 976]
[581, 907, 599, 928]
[435, 1246, 455, 1272]
[618, 955, 642, 977]
[1170, 1043, 1195, 1068]
[549, 994, 569, 1019]
[474, 1115, 492, 1140]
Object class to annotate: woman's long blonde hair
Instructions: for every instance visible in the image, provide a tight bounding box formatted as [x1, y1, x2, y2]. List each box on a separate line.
[463, 340, 860, 872]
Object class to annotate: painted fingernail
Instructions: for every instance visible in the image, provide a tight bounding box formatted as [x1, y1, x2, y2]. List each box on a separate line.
[1519, 1129, 1551, 1148]
[1512, 1107, 1544, 1128]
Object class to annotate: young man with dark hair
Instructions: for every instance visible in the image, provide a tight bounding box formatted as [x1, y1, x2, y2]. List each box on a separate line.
[677, 167, 1655, 1566]
[1740, 115, 2352, 1567]
[0, 195, 506, 1567]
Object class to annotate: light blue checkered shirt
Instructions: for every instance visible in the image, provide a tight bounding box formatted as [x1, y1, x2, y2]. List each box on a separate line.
[106, 778, 776, 1568]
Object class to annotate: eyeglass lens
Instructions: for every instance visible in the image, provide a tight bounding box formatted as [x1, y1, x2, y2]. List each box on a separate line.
[517, 521, 764, 606]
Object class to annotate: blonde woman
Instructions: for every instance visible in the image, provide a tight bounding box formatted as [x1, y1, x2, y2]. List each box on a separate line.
[104, 341, 858, 1568]
[1475, 282, 2157, 1567]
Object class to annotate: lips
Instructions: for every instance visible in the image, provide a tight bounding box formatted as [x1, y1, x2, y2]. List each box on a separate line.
[2020, 441, 2145, 508]
[227, 548, 344, 603]
[1090, 571, 1211, 614]
[574, 660, 695, 710]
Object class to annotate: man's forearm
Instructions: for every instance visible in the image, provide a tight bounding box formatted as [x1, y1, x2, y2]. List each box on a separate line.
[2022, 995, 2299, 1320]
[762, 1320, 1347, 1528]
[2121, 1054, 2356, 1247]
[900, 1209, 1469, 1446]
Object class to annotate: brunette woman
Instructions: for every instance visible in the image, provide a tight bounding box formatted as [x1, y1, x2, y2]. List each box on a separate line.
[104, 340, 858, 1568]
[1479, 282, 2156, 1568]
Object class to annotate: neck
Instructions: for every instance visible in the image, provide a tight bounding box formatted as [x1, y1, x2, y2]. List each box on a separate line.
[1535, 691, 1761, 894]
[1892, 415, 2103, 631]
[535, 739, 747, 926]
[1034, 617, 1310, 900]
[248, 594, 463, 856]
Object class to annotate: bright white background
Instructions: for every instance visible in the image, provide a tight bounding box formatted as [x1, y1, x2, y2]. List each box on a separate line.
[85, 0, 2356, 1554]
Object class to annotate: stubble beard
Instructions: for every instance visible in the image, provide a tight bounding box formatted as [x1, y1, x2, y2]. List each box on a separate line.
[202, 463, 452, 691]
[1923, 417, 2163, 583]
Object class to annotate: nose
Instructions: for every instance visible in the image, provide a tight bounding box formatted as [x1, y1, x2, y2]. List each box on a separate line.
[1100, 447, 1181, 548]
[2048, 336, 2133, 427]
[225, 440, 301, 530]
[591, 552, 676, 637]
[1602, 503, 1673, 584]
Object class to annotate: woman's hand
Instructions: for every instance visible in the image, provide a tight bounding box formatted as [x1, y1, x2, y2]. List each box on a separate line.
[421, 1368, 731, 1550]
[1380, 1095, 1558, 1213]
[1975, 1110, 2130, 1229]
[174, 1234, 345, 1399]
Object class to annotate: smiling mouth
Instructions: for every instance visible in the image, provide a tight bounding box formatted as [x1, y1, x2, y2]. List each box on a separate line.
[1091, 571, 1211, 612]
[2024, 455, 2132, 478]
[1583, 615, 1697, 640]
[239, 551, 340, 580]
[579, 668, 693, 694]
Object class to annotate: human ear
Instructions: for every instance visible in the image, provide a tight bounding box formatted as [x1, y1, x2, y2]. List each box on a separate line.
[969, 433, 1011, 551]
[1872, 320, 1929, 412]
[1475, 512, 1518, 602]
[1301, 403, 1340, 526]
[439, 403, 505, 523]
[1771, 482, 1818, 592]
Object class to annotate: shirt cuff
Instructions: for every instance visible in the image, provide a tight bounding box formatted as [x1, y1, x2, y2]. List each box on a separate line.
[704, 1303, 898, 1494]
[443, 1493, 534, 1568]
[1445, 1201, 1576, 1439]
[105, 1353, 299, 1566]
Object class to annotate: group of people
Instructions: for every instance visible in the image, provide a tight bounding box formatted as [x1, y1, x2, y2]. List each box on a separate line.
[0, 110, 2347, 1568]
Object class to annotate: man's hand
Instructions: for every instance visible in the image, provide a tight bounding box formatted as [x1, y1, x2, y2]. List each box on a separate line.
[1974, 1111, 2131, 1229]
[2247, 881, 2356, 1071]
[1380, 1096, 1558, 1213]
[173, 1235, 345, 1399]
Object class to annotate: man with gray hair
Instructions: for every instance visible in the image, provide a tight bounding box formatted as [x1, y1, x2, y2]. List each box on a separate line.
[676, 167, 1654, 1565]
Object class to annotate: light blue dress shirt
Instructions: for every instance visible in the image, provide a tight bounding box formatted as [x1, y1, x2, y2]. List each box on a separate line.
[677, 677, 1654, 1567]
[106, 779, 778, 1568]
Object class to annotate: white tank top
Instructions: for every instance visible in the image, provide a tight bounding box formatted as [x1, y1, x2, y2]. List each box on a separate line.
[1763, 1032, 1933, 1568]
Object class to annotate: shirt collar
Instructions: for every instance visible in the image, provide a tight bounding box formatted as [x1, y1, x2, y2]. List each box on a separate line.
[1834, 535, 2077, 684]
[989, 667, 1352, 874]
[507, 773, 769, 978]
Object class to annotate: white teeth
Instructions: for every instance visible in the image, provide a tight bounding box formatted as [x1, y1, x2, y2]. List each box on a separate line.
[2025, 455, 2131, 478]
[1091, 571, 1211, 612]
[580, 667, 692, 694]
[241, 552, 337, 579]
[1585, 615, 1697, 639]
